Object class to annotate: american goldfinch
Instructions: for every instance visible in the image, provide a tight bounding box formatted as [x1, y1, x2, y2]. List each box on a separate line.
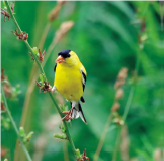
[52, 50, 87, 124]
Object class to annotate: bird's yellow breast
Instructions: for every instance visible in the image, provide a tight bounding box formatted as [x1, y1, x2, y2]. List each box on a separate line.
[54, 64, 83, 101]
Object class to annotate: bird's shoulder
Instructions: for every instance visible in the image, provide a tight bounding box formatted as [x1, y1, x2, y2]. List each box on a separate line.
[79, 62, 87, 92]
[79, 62, 87, 75]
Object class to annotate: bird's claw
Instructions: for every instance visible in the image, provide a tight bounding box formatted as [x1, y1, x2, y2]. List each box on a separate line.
[62, 108, 73, 121]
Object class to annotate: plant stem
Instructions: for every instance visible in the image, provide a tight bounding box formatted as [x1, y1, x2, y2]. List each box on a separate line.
[48, 92, 77, 156]
[1, 89, 32, 161]
[112, 49, 141, 161]
[19, 23, 54, 127]
[93, 114, 113, 161]
[4, 1, 78, 159]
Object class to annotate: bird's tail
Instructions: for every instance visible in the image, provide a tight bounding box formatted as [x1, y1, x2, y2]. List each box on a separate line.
[71, 102, 87, 124]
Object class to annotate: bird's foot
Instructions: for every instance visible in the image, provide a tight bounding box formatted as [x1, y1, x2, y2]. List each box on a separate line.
[62, 108, 73, 121]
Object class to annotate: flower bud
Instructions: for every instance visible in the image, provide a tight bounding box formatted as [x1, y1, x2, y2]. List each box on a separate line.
[113, 117, 124, 126]
[25, 131, 34, 141]
[32, 47, 38, 55]
[19, 127, 25, 138]
[39, 74, 44, 84]
[54, 133, 67, 140]
[75, 149, 81, 160]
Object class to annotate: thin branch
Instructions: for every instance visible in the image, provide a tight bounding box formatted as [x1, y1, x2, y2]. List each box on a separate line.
[4, 1, 79, 159]
[1, 89, 32, 161]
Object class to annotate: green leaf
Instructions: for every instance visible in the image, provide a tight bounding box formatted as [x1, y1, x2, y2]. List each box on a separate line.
[109, 1, 134, 19]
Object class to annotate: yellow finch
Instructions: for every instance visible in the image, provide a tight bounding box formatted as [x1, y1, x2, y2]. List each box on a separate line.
[52, 50, 87, 124]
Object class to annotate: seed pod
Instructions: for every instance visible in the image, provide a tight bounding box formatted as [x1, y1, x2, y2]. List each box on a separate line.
[117, 67, 128, 80]
[115, 88, 124, 100]
[111, 102, 120, 112]
[48, 1, 66, 22]
[114, 80, 125, 89]
[54, 21, 74, 43]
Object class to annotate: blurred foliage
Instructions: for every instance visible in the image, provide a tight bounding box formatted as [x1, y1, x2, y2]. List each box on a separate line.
[1, 1, 163, 161]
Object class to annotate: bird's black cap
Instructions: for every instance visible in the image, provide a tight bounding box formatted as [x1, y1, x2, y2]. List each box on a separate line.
[58, 50, 71, 58]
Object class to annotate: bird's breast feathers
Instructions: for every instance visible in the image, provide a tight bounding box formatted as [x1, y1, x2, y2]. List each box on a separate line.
[54, 64, 84, 101]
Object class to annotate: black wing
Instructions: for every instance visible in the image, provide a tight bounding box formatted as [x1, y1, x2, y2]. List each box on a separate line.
[54, 64, 57, 72]
[81, 70, 86, 92]
[80, 70, 86, 103]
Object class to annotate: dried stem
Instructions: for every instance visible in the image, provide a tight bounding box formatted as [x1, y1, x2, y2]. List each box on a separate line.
[4, 1, 79, 159]
[112, 49, 141, 161]
[1, 89, 32, 161]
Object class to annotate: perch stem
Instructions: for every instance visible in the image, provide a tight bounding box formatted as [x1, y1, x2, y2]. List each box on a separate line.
[5, 0, 78, 159]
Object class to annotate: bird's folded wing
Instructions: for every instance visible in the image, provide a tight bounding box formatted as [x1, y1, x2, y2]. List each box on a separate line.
[80, 67, 87, 92]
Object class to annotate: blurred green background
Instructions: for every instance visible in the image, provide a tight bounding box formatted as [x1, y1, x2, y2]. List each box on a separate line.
[1, 1, 163, 161]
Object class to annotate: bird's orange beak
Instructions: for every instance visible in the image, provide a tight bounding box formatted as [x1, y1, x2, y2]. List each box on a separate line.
[55, 55, 65, 63]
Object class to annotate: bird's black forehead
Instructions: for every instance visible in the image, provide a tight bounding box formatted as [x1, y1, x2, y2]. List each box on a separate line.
[58, 50, 71, 58]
